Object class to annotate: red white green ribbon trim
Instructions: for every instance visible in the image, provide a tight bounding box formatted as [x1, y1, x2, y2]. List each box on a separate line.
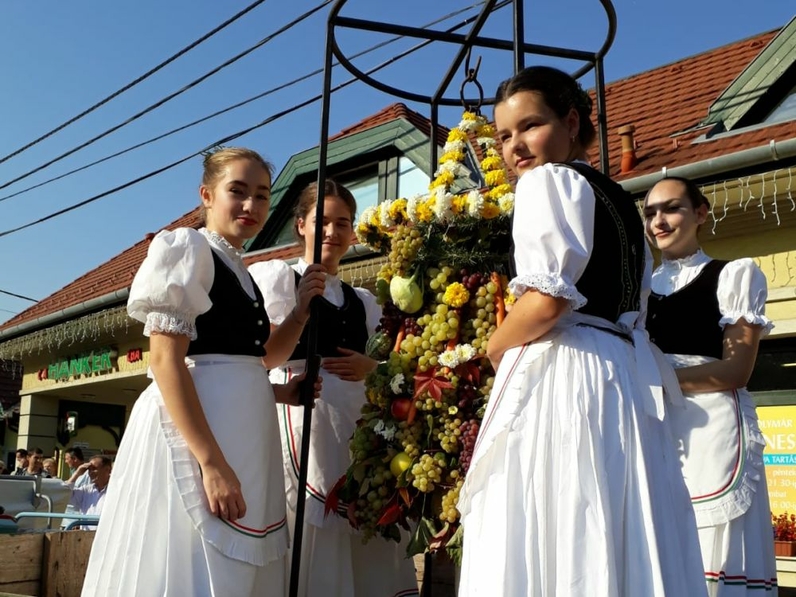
[704, 570, 777, 590]
[221, 516, 286, 539]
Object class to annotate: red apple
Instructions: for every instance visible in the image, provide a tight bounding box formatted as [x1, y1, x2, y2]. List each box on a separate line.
[390, 397, 412, 421]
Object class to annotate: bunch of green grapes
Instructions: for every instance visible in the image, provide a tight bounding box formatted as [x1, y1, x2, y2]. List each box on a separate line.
[439, 478, 464, 523]
[350, 423, 380, 463]
[408, 453, 446, 493]
[388, 225, 423, 276]
[351, 461, 397, 540]
[464, 280, 499, 356]
[437, 413, 463, 454]
[394, 420, 424, 459]
[364, 365, 392, 408]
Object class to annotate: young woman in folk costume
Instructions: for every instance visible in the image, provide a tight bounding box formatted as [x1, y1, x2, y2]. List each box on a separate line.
[249, 179, 419, 597]
[456, 66, 707, 596]
[644, 176, 777, 596]
[82, 147, 321, 597]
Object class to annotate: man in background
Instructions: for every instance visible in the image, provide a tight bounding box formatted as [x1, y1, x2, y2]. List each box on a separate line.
[66, 455, 112, 528]
[61, 447, 91, 529]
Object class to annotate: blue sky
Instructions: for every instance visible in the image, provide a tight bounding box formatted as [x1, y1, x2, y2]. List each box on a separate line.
[0, 0, 793, 323]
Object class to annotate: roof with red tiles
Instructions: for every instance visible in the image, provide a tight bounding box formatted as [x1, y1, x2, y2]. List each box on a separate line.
[330, 102, 450, 144]
[1, 24, 792, 337]
[597, 29, 789, 180]
[0, 208, 203, 334]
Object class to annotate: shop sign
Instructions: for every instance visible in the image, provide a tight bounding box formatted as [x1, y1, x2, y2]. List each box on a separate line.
[760, 405, 796, 515]
[45, 348, 118, 382]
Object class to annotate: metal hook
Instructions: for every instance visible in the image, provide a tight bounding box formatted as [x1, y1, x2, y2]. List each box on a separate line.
[460, 48, 484, 114]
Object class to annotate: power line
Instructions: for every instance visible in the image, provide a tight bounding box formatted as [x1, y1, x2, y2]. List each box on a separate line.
[0, 2, 509, 240]
[0, 0, 333, 193]
[0, 289, 38, 302]
[0, 0, 269, 167]
[0, 0, 487, 205]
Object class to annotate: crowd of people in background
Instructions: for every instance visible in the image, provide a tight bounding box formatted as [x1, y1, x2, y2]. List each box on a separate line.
[1, 445, 113, 528]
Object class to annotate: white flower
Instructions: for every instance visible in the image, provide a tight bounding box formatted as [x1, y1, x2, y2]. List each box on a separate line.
[360, 206, 377, 227]
[432, 187, 454, 223]
[476, 136, 496, 148]
[381, 424, 396, 441]
[374, 419, 385, 434]
[443, 140, 466, 154]
[458, 118, 479, 133]
[455, 343, 477, 362]
[439, 160, 459, 174]
[466, 190, 484, 217]
[379, 200, 394, 228]
[438, 349, 459, 368]
[389, 373, 405, 395]
[498, 192, 515, 215]
[406, 194, 421, 224]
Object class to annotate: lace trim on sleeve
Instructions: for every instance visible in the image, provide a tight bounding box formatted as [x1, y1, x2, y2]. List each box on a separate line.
[718, 312, 774, 337]
[509, 273, 587, 310]
[144, 311, 198, 340]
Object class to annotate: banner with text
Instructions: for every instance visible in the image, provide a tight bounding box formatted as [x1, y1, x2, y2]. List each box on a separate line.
[759, 404, 796, 515]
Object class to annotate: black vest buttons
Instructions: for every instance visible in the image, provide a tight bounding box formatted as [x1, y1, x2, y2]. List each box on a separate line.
[257, 320, 264, 326]
[255, 340, 262, 346]
[253, 302, 260, 308]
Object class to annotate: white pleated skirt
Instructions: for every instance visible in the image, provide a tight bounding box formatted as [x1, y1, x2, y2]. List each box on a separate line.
[458, 325, 708, 597]
[82, 354, 288, 597]
[272, 362, 419, 597]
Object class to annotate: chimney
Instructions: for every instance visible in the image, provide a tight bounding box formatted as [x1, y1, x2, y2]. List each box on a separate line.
[618, 124, 638, 173]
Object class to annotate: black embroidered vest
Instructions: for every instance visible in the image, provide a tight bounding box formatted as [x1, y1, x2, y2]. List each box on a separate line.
[187, 251, 270, 357]
[647, 259, 728, 359]
[507, 163, 645, 322]
[289, 271, 369, 360]
[567, 163, 645, 322]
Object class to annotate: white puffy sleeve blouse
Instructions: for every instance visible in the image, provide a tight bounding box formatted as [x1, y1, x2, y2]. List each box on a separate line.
[508, 162, 595, 311]
[127, 228, 214, 340]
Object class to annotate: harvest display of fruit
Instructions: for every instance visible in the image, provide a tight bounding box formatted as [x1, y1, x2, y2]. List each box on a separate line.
[327, 112, 516, 562]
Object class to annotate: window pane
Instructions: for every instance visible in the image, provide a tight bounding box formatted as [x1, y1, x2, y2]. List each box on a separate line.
[398, 156, 430, 198]
[765, 84, 796, 125]
[346, 174, 380, 215]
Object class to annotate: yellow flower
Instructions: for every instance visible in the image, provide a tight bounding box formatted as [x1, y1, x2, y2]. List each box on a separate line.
[486, 183, 513, 201]
[430, 171, 455, 190]
[451, 194, 468, 215]
[462, 112, 478, 121]
[480, 155, 503, 171]
[439, 150, 465, 164]
[447, 128, 469, 143]
[504, 288, 517, 306]
[416, 201, 433, 223]
[388, 198, 408, 223]
[485, 170, 507, 187]
[476, 123, 496, 137]
[443, 282, 470, 308]
[481, 202, 501, 219]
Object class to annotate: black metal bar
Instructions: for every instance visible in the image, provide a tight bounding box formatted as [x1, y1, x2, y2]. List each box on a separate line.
[431, 0, 496, 105]
[430, 102, 439, 177]
[288, 13, 335, 597]
[513, 0, 525, 72]
[594, 57, 609, 175]
[334, 16, 597, 61]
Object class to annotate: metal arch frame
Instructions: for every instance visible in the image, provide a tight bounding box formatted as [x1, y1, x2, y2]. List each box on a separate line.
[326, 0, 617, 173]
[291, 2, 617, 595]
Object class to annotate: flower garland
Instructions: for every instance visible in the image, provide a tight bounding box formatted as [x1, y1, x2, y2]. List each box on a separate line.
[331, 111, 520, 562]
[355, 111, 514, 252]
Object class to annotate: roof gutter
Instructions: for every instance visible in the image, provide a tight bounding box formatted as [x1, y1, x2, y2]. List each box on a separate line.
[620, 138, 796, 196]
[0, 288, 130, 342]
